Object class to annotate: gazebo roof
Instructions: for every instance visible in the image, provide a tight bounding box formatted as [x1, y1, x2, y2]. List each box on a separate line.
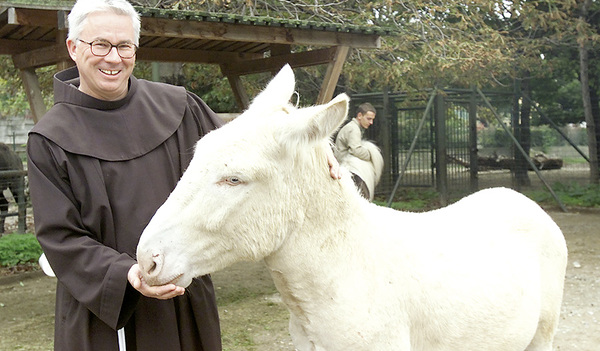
[1, 1, 390, 72]
[0, 0, 392, 118]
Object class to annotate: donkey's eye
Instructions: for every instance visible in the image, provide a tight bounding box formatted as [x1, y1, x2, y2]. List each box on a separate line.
[222, 176, 243, 186]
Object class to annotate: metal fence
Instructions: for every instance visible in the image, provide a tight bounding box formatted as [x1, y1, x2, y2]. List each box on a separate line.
[349, 88, 591, 207]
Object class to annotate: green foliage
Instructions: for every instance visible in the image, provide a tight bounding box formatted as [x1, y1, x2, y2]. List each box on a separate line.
[526, 183, 600, 208]
[478, 126, 511, 148]
[531, 78, 584, 126]
[530, 125, 563, 149]
[0, 57, 29, 118]
[0, 233, 43, 266]
[478, 124, 587, 149]
[379, 182, 600, 212]
[0, 57, 54, 118]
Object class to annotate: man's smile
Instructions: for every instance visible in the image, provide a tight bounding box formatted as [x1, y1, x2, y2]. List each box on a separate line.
[100, 68, 120, 76]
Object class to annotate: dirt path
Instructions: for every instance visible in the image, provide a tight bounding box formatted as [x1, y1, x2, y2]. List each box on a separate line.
[551, 210, 600, 351]
[0, 210, 598, 350]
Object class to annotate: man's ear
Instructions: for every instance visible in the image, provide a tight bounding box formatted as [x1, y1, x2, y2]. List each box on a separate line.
[66, 38, 78, 61]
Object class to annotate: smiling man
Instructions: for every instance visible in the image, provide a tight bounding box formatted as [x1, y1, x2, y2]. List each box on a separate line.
[66, 10, 136, 101]
[26, 0, 223, 350]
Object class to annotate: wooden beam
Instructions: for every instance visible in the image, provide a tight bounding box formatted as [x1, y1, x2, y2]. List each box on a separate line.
[11, 42, 69, 69]
[8, 41, 264, 68]
[17, 67, 46, 123]
[0, 38, 51, 55]
[270, 44, 291, 56]
[317, 45, 349, 104]
[7, 8, 71, 68]
[220, 47, 338, 76]
[137, 46, 261, 64]
[7, 7, 60, 27]
[221, 65, 249, 111]
[141, 17, 381, 49]
[55, 10, 72, 71]
[0, 7, 16, 37]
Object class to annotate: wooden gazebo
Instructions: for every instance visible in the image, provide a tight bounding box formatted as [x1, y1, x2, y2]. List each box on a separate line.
[0, 0, 389, 122]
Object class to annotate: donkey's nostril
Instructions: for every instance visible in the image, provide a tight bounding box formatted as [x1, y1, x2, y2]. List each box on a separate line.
[138, 250, 164, 279]
[147, 260, 157, 274]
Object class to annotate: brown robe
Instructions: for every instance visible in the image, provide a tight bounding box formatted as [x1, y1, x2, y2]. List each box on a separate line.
[27, 67, 223, 351]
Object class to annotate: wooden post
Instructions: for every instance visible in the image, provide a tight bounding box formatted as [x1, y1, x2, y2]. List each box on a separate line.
[317, 45, 349, 104]
[18, 67, 46, 124]
[222, 67, 249, 111]
[56, 10, 73, 72]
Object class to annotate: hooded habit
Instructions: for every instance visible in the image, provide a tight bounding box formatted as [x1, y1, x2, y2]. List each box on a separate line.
[27, 67, 223, 351]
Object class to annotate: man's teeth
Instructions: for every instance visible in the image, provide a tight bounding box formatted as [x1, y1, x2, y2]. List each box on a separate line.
[100, 69, 119, 75]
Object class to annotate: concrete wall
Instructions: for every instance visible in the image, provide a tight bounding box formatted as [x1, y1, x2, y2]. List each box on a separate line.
[0, 118, 34, 150]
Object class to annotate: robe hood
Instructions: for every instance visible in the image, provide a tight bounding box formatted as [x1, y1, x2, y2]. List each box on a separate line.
[30, 66, 188, 161]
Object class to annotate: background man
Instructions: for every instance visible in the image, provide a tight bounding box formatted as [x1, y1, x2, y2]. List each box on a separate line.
[335, 102, 377, 198]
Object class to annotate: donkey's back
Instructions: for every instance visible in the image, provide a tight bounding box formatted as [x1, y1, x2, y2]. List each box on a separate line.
[344, 187, 567, 351]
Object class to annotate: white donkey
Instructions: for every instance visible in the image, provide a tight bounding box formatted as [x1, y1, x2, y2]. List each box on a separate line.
[338, 140, 384, 201]
[137, 65, 568, 351]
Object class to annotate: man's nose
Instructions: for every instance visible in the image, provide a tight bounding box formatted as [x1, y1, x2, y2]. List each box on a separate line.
[104, 47, 122, 61]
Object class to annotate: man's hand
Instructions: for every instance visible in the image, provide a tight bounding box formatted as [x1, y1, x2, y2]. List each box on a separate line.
[326, 147, 341, 179]
[128, 264, 185, 300]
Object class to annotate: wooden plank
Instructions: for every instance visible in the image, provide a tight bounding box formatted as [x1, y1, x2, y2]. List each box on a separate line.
[220, 47, 337, 76]
[9, 8, 58, 26]
[270, 44, 291, 56]
[141, 17, 381, 49]
[11, 42, 68, 68]
[0, 8, 16, 37]
[137, 46, 261, 64]
[0, 1, 73, 11]
[317, 45, 349, 104]
[17, 67, 46, 123]
[55, 20, 72, 71]
[0, 38, 50, 54]
[221, 68, 249, 111]
[11, 43, 265, 68]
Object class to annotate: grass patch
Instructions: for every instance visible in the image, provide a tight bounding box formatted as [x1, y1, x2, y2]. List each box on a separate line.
[525, 182, 600, 208]
[0, 233, 42, 267]
[377, 182, 600, 212]
[562, 157, 588, 164]
[375, 188, 442, 211]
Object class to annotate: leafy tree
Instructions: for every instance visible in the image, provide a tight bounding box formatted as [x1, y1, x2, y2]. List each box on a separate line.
[0, 57, 55, 118]
[1, 0, 599, 182]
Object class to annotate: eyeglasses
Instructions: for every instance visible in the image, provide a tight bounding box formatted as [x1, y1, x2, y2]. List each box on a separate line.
[78, 39, 138, 59]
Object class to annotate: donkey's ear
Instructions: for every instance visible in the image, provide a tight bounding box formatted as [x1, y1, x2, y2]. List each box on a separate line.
[248, 64, 295, 111]
[277, 93, 349, 147]
[313, 93, 350, 138]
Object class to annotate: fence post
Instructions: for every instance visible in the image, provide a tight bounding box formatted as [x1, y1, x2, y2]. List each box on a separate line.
[380, 87, 392, 192]
[435, 92, 448, 206]
[469, 87, 479, 193]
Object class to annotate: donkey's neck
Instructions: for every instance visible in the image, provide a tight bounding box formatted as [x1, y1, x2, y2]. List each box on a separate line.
[263, 191, 374, 323]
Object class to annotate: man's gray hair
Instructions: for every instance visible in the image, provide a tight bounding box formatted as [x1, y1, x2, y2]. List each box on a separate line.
[68, 0, 141, 46]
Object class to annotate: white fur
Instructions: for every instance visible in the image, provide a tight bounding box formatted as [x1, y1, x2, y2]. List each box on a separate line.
[137, 65, 568, 351]
[338, 140, 384, 200]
